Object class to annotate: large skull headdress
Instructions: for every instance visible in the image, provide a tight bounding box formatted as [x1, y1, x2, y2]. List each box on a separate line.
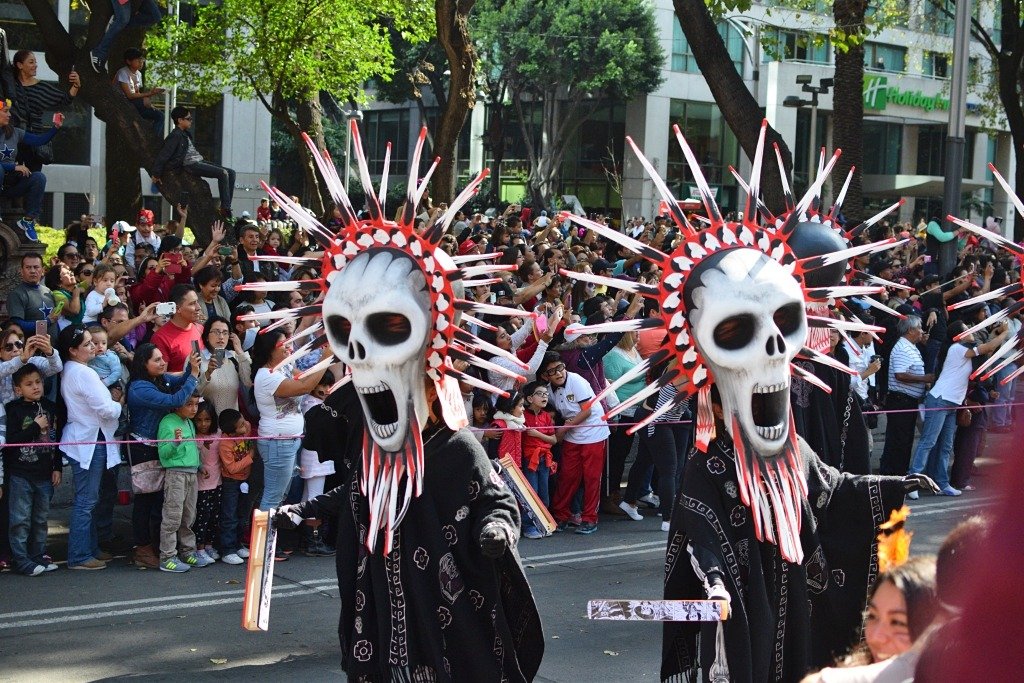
[239, 123, 529, 554]
[558, 121, 904, 562]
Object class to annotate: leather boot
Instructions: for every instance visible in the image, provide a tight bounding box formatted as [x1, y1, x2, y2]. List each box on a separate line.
[601, 489, 628, 516]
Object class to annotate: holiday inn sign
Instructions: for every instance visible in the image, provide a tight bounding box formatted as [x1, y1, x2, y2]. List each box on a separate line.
[863, 74, 951, 113]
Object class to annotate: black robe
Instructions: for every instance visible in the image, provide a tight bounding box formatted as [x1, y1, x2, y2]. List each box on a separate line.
[661, 435, 905, 682]
[297, 423, 544, 682]
[789, 345, 871, 474]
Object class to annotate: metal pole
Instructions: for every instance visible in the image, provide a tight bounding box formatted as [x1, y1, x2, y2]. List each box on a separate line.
[343, 118, 352, 195]
[938, 0, 972, 278]
[808, 99, 818, 189]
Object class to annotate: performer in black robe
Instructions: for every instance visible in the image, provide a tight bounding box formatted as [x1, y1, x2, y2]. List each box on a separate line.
[662, 430, 917, 683]
[282, 414, 544, 682]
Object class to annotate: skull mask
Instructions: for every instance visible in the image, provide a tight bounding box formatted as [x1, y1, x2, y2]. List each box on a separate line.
[687, 248, 807, 456]
[323, 249, 432, 453]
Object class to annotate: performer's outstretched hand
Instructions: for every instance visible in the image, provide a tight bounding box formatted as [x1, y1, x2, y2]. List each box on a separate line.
[707, 576, 731, 605]
[273, 505, 303, 529]
[479, 522, 510, 558]
[902, 473, 940, 494]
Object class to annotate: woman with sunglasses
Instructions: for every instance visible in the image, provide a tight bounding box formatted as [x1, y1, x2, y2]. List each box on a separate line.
[57, 325, 123, 570]
[0, 327, 61, 406]
[0, 95, 62, 241]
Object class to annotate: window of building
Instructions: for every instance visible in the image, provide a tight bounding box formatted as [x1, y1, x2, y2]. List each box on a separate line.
[666, 100, 740, 210]
[862, 121, 902, 175]
[63, 192, 92, 227]
[916, 125, 975, 177]
[864, 42, 906, 72]
[920, 0, 954, 37]
[763, 29, 830, 64]
[673, 21, 744, 74]
[923, 51, 948, 78]
[0, 0, 57, 52]
[363, 108, 410, 175]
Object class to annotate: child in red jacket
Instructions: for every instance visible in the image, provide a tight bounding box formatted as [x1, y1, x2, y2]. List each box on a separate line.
[521, 381, 557, 539]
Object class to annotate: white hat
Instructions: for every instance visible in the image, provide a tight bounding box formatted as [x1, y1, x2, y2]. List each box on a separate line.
[241, 210, 251, 218]
[563, 323, 585, 343]
[114, 219, 136, 233]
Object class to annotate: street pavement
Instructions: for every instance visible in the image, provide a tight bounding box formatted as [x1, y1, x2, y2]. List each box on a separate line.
[0, 479, 997, 682]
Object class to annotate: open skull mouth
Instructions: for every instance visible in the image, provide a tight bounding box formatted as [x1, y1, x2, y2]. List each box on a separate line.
[751, 382, 789, 441]
[356, 382, 400, 439]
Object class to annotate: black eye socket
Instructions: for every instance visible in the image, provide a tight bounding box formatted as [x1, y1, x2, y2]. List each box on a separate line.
[327, 315, 351, 346]
[713, 314, 755, 350]
[773, 303, 803, 337]
[366, 313, 412, 346]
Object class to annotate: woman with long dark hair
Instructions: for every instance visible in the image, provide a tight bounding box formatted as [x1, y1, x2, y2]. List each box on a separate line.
[9, 50, 79, 172]
[125, 342, 200, 568]
[198, 315, 250, 413]
[249, 329, 327, 517]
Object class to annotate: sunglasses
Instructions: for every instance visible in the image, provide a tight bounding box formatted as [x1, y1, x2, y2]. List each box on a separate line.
[81, 269, 94, 276]
[4, 340, 24, 351]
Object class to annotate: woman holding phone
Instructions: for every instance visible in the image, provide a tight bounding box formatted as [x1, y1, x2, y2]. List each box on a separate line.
[198, 315, 251, 413]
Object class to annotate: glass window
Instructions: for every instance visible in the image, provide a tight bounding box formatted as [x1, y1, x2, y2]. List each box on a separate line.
[0, 0, 57, 52]
[673, 21, 744, 74]
[922, 51, 948, 78]
[864, 42, 906, 73]
[916, 125, 975, 177]
[763, 30, 830, 64]
[666, 99, 740, 211]
[164, 93, 223, 165]
[920, 0, 954, 36]
[363, 108, 410, 175]
[862, 121, 902, 174]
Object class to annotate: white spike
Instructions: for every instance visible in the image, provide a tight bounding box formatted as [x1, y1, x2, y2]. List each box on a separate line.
[560, 211, 668, 261]
[673, 124, 724, 223]
[378, 141, 391, 214]
[790, 362, 833, 394]
[798, 346, 857, 376]
[742, 120, 768, 224]
[300, 354, 337, 380]
[625, 392, 690, 436]
[948, 215, 1024, 255]
[806, 315, 885, 334]
[559, 267, 656, 295]
[625, 136, 696, 235]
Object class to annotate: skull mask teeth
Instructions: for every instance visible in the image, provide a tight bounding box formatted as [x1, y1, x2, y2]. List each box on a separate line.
[688, 249, 807, 458]
[323, 249, 432, 453]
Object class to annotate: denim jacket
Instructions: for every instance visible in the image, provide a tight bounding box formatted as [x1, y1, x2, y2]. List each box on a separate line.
[127, 371, 198, 443]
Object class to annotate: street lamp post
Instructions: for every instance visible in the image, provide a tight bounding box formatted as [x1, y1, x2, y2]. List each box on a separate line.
[938, 0, 972, 277]
[342, 109, 364, 195]
[783, 75, 833, 190]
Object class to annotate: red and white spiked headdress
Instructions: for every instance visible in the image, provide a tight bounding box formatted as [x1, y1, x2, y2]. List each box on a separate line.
[239, 123, 530, 554]
[558, 121, 904, 563]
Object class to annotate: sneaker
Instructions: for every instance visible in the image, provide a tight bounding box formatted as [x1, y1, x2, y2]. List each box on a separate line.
[661, 521, 671, 532]
[567, 513, 583, 527]
[183, 552, 213, 568]
[26, 564, 46, 577]
[197, 549, 216, 564]
[221, 553, 244, 565]
[70, 558, 107, 570]
[159, 556, 191, 573]
[618, 501, 644, 521]
[237, 547, 250, 559]
[574, 522, 598, 535]
[939, 485, 962, 497]
[638, 493, 660, 509]
[16, 218, 39, 242]
[42, 563, 58, 572]
[523, 527, 544, 540]
[95, 550, 113, 562]
[906, 490, 919, 500]
[206, 548, 221, 561]
[553, 521, 570, 533]
[89, 50, 104, 73]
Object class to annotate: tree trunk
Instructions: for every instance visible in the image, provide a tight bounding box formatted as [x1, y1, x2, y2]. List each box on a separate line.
[23, 0, 218, 244]
[673, 0, 793, 214]
[832, 0, 867, 222]
[484, 98, 506, 206]
[996, 15, 1024, 241]
[433, 0, 477, 203]
[296, 96, 327, 216]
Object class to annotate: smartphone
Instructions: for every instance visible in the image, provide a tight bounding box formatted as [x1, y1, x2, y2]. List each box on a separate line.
[923, 255, 932, 263]
[165, 253, 182, 275]
[111, 226, 120, 243]
[191, 340, 201, 357]
[535, 311, 548, 334]
[124, 277, 136, 286]
[214, 348, 226, 364]
[52, 112, 64, 126]
[218, 246, 234, 256]
[155, 301, 176, 317]
[52, 299, 66, 317]
[35, 319, 48, 337]
[489, 293, 497, 304]
[179, 190, 191, 210]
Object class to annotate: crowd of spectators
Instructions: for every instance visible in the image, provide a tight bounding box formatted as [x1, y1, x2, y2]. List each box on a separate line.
[0, 196, 1016, 578]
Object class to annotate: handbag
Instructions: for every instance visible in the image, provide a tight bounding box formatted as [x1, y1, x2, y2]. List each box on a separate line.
[126, 441, 165, 494]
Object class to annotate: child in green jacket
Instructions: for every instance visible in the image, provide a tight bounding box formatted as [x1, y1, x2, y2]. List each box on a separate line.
[156, 394, 212, 572]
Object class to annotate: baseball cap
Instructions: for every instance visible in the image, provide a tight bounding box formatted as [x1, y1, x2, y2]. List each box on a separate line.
[592, 258, 613, 274]
[563, 324, 586, 344]
[137, 209, 154, 225]
[113, 219, 135, 233]
[492, 282, 514, 301]
[458, 239, 478, 255]
[241, 210, 251, 218]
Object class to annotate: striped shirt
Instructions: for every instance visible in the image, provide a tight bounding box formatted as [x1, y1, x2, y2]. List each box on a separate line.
[887, 337, 926, 398]
[12, 80, 73, 133]
[643, 383, 688, 436]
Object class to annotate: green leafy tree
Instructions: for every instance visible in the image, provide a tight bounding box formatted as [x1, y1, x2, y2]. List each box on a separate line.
[475, 0, 664, 209]
[145, 0, 432, 216]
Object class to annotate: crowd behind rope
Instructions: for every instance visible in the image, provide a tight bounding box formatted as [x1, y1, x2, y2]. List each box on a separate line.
[0, 191, 1018, 677]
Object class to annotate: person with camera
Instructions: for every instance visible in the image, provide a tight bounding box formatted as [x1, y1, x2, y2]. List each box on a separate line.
[151, 285, 205, 373]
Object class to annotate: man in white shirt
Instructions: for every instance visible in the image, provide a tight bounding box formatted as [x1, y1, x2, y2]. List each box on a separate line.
[540, 352, 609, 535]
[880, 316, 933, 477]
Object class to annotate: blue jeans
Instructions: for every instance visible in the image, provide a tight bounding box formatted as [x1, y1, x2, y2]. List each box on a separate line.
[990, 364, 1017, 428]
[69, 444, 107, 566]
[908, 394, 959, 489]
[8, 475, 54, 574]
[132, 100, 165, 136]
[219, 478, 249, 554]
[257, 438, 299, 510]
[93, 0, 162, 62]
[0, 171, 46, 219]
[523, 464, 550, 532]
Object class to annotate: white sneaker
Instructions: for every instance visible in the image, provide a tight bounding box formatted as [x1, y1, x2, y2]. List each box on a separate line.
[661, 521, 670, 532]
[197, 549, 216, 564]
[237, 547, 250, 559]
[221, 553, 244, 565]
[638, 493, 660, 509]
[206, 548, 220, 560]
[42, 563, 58, 572]
[618, 500, 644, 521]
[907, 490, 919, 500]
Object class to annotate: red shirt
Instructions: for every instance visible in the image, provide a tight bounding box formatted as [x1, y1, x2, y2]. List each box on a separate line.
[257, 205, 272, 222]
[151, 320, 204, 372]
[522, 409, 556, 471]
